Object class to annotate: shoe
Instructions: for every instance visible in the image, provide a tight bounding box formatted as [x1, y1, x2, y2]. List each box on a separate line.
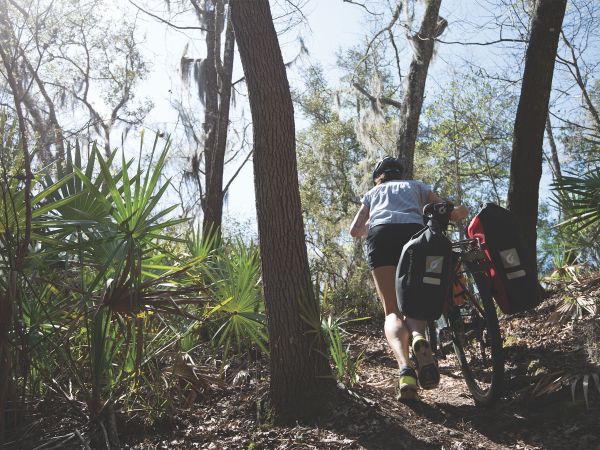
[412, 335, 440, 390]
[397, 367, 418, 401]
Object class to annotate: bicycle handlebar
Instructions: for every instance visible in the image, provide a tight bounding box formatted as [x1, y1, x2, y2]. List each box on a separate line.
[423, 201, 454, 230]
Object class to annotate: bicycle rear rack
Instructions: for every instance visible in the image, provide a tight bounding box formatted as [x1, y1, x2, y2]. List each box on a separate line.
[452, 237, 487, 263]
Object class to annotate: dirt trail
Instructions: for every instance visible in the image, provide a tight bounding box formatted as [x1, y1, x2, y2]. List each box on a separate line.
[5, 279, 599, 449]
[119, 278, 599, 449]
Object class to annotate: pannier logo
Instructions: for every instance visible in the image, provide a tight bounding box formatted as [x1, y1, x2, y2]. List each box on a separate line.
[425, 256, 444, 274]
[499, 248, 520, 268]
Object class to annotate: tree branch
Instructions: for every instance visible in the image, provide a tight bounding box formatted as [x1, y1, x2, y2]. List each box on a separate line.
[436, 37, 526, 46]
[128, 0, 207, 31]
[353, 1, 402, 76]
[342, 0, 383, 16]
[223, 149, 253, 195]
[560, 31, 600, 131]
[353, 82, 403, 109]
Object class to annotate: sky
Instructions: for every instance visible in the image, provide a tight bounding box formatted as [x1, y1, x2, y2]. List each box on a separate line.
[127, 0, 597, 237]
[133, 0, 371, 234]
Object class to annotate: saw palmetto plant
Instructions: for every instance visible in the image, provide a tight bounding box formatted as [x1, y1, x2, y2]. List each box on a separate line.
[0, 127, 268, 444]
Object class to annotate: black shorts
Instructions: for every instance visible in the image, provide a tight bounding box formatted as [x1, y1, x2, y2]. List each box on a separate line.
[366, 223, 424, 269]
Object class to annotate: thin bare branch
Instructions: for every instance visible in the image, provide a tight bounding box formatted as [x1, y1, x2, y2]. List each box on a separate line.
[223, 149, 253, 195]
[128, 0, 207, 31]
[342, 0, 383, 16]
[353, 1, 402, 76]
[560, 31, 600, 131]
[436, 37, 526, 46]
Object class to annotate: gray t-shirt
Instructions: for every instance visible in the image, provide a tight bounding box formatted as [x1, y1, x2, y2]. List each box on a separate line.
[361, 180, 431, 228]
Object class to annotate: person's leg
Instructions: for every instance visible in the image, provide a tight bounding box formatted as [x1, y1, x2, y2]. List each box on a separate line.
[405, 317, 426, 338]
[405, 319, 440, 390]
[371, 266, 439, 390]
[372, 265, 418, 399]
[371, 266, 411, 369]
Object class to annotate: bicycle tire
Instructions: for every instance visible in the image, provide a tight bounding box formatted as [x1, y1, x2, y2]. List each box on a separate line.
[445, 262, 504, 405]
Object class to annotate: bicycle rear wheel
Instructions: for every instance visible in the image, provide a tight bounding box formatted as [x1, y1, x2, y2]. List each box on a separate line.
[445, 262, 504, 405]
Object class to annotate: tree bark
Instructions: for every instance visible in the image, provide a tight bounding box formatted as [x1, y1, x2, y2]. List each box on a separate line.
[202, 2, 235, 242]
[545, 115, 562, 180]
[395, 0, 446, 180]
[192, 0, 220, 238]
[230, 0, 334, 424]
[507, 0, 566, 275]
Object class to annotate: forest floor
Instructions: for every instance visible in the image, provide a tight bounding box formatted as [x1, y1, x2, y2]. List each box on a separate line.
[4, 274, 600, 450]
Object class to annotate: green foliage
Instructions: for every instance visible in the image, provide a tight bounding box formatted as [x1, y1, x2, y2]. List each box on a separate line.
[0, 127, 269, 435]
[553, 168, 600, 232]
[321, 311, 367, 387]
[545, 243, 585, 282]
[296, 64, 375, 315]
[204, 240, 267, 360]
[548, 78, 600, 269]
[550, 168, 600, 268]
[300, 284, 368, 388]
[417, 75, 515, 210]
[550, 296, 598, 323]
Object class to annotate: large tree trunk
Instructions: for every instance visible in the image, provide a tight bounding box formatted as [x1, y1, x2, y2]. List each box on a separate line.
[230, 0, 334, 424]
[395, 0, 446, 179]
[507, 0, 567, 275]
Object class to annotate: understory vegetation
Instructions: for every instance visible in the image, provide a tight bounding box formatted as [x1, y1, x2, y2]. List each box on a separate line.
[0, 125, 270, 444]
[1, 0, 599, 447]
[4, 100, 597, 445]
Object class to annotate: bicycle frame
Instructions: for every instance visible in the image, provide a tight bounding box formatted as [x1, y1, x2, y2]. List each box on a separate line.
[450, 237, 490, 317]
[423, 202, 504, 404]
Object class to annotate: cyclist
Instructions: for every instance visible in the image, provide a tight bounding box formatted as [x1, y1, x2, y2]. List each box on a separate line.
[349, 156, 468, 400]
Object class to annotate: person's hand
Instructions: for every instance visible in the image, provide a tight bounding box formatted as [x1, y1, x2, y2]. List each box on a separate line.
[450, 205, 468, 222]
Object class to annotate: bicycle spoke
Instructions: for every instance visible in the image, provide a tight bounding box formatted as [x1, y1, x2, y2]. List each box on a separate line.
[443, 261, 504, 405]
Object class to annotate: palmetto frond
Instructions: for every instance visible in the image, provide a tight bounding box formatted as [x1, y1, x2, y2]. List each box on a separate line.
[553, 168, 600, 233]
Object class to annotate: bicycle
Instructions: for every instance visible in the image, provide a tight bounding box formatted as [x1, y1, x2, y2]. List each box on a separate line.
[422, 202, 505, 405]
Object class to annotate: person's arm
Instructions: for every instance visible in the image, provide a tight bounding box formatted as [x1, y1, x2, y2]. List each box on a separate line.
[350, 204, 369, 237]
[450, 205, 468, 222]
[427, 190, 468, 222]
[427, 190, 444, 204]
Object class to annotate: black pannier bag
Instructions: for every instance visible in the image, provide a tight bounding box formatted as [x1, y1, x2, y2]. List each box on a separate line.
[467, 203, 541, 314]
[396, 220, 452, 321]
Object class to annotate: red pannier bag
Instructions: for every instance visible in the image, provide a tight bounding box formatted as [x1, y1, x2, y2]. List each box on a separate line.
[467, 203, 541, 314]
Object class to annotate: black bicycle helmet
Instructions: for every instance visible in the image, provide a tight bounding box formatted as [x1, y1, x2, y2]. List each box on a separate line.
[372, 156, 404, 184]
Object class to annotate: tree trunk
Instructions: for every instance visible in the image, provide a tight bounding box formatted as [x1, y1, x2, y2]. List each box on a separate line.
[545, 115, 562, 180]
[395, 0, 446, 180]
[507, 0, 566, 275]
[203, 1, 235, 242]
[230, 0, 334, 424]
[194, 0, 220, 239]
